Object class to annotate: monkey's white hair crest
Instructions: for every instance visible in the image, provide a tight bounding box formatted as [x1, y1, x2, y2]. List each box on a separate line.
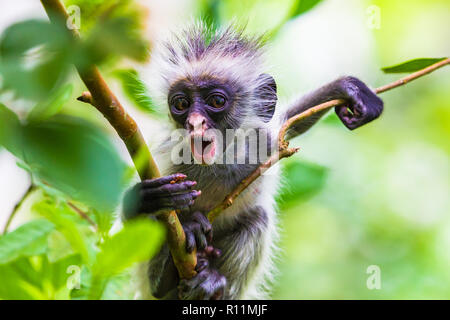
[148, 20, 268, 106]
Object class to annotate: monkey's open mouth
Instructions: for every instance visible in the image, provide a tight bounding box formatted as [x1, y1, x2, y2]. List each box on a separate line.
[190, 134, 216, 165]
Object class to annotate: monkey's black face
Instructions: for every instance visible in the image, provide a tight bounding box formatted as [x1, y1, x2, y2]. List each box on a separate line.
[168, 78, 236, 127]
[168, 78, 239, 164]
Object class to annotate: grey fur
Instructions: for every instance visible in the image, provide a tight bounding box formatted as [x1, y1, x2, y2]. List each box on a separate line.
[211, 206, 268, 299]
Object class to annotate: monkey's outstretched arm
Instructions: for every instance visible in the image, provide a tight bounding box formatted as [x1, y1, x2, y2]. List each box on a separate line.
[284, 76, 383, 139]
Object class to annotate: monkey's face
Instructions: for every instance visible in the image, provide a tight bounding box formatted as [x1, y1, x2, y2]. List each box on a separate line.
[168, 78, 238, 165]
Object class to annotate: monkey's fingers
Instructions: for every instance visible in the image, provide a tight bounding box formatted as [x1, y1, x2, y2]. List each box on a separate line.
[140, 173, 187, 188]
[162, 191, 201, 207]
[204, 246, 221, 259]
[141, 190, 201, 213]
[335, 79, 383, 130]
[178, 271, 209, 300]
[141, 180, 197, 196]
[185, 227, 197, 253]
[184, 220, 208, 253]
[336, 102, 379, 130]
[192, 211, 212, 243]
[178, 269, 226, 300]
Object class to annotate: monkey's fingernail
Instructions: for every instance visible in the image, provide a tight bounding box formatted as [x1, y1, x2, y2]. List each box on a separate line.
[191, 191, 200, 199]
[186, 181, 197, 187]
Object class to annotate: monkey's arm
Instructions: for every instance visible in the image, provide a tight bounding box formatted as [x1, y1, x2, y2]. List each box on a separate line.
[121, 174, 204, 299]
[284, 76, 383, 139]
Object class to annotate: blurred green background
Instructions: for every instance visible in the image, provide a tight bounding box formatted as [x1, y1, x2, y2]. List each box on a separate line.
[0, 0, 449, 299]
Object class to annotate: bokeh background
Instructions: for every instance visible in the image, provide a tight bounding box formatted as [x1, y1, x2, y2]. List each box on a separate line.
[0, 0, 449, 299]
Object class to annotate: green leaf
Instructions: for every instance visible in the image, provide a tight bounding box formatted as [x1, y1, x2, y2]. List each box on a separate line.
[0, 20, 72, 100]
[1, 113, 127, 211]
[0, 254, 81, 299]
[267, 0, 324, 39]
[89, 218, 165, 299]
[20, 117, 127, 211]
[27, 84, 73, 122]
[0, 16, 148, 101]
[65, 0, 148, 34]
[33, 200, 90, 263]
[78, 16, 149, 68]
[113, 69, 160, 115]
[381, 57, 447, 73]
[277, 159, 328, 208]
[45, 254, 82, 293]
[101, 274, 135, 300]
[197, 0, 222, 28]
[0, 220, 54, 264]
[0, 103, 23, 156]
[290, 0, 323, 18]
[0, 263, 41, 299]
[92, 209, 115, 238]
[93, 219, 165, 277]
[69, 266, 92, 300]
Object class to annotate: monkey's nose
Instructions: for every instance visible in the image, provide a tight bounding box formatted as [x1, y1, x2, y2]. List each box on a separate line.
[187, 112, 207, 132]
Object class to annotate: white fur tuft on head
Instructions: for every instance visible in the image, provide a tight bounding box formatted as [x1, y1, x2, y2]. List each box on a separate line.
[147, 21, 269, 106]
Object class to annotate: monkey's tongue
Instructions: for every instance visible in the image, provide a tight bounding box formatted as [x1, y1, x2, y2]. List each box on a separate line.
[190, 137, 215, 164]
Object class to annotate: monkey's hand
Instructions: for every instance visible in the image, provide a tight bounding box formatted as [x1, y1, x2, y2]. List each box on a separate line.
[178, 248, 226, 300]
[335, 76, 383, 130]
[122, 173, 200, 220]
[179, 212, 226, 299]
[183, 211, 213, 253]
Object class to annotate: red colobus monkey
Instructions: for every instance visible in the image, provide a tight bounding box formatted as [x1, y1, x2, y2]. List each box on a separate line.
[123, 22, 383, 300]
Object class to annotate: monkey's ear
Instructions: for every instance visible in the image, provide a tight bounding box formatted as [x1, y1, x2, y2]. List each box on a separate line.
[255, 73, 277, 122]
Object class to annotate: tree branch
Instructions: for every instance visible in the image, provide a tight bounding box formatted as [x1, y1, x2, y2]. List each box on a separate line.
[40, 0, 196, 280]
[208, 57, 449, 222]
[67, 201, 98, 230]
[2, 185, 35, 234]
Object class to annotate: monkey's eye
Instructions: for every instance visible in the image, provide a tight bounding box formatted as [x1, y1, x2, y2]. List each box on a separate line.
[171, 96, 190, 111]
[207, 94, 226, 109]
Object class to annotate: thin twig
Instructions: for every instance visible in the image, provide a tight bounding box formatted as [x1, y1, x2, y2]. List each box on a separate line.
[3, 185, 35, 234]
[375, 58, 450, 94]
[207, 58, 450, 222]
[67, 201, 98, 230]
